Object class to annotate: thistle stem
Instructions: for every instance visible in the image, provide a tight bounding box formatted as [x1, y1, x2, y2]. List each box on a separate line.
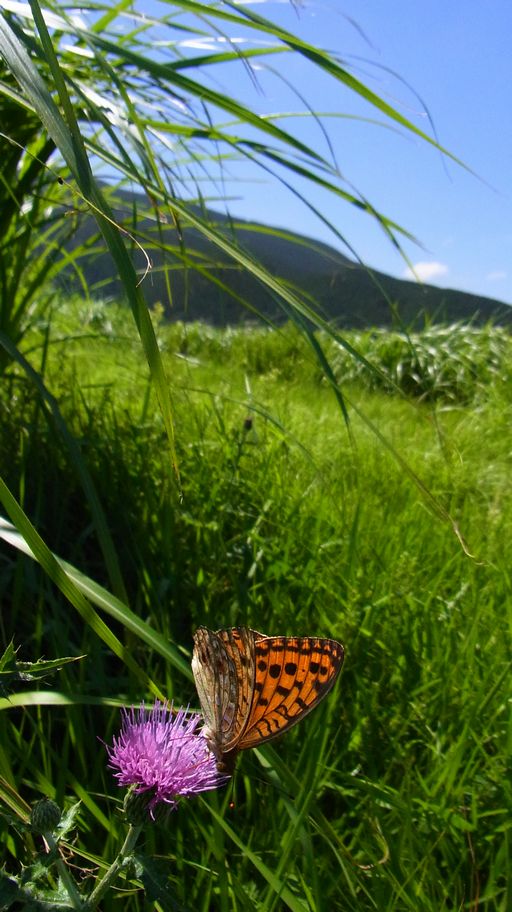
[82, 824, 142, 911]
[44, 832, 83, 911]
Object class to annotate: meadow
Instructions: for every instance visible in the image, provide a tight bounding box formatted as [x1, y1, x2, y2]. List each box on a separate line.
[1, 302, 511, 910]
[1, 3, 511, 907]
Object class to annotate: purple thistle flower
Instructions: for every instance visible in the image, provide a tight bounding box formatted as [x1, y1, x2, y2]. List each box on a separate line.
[106, 702, 225, 815]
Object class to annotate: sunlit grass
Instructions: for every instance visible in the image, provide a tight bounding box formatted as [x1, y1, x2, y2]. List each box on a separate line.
[1, 301, 510, 909]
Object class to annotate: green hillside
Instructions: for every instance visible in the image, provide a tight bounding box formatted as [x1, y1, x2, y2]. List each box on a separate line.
[60, 193, 512, 328]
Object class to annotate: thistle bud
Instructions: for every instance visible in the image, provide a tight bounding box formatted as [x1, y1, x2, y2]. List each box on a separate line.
[30, 797, 62, 834]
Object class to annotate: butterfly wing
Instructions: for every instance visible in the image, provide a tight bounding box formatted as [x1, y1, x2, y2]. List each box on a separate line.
[192, 627, 345, 769]
[236, 635, 344, 750]
[214, 627, 257, 750]
[192, 626, 256, 757]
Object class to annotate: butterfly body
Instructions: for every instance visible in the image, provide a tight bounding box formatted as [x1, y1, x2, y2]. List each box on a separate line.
[192, 626, 344, 773]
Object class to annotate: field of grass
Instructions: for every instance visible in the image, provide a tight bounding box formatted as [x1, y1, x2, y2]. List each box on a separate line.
[1, 300, 511, 911]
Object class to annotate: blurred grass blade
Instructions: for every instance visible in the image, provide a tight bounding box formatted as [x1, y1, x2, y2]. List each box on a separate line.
[0, 493, 160, 695]
[205, 800, 308, 912]
[0, 775, 31, 825]
[0, 692, 126, 711]
[0, 515, 191, 682]
[0, 329, 127, 601]
[0, 6, 181, 491]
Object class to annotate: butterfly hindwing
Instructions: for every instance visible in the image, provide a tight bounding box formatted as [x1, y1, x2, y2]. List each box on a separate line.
[192, 626, 256, 757]
[191, 627, 238, 747]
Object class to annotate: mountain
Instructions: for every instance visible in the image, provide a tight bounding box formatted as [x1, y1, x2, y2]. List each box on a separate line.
[61, 194, 512, 329]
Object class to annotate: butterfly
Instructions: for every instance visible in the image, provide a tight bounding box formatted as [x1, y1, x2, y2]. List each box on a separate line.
[192, 626, 344, 774]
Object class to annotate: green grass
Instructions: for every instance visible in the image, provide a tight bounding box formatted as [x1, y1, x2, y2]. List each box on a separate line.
[1, 300, 511, 910]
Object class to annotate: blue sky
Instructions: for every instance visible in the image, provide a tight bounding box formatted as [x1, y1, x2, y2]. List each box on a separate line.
[165, 0, 511, 306]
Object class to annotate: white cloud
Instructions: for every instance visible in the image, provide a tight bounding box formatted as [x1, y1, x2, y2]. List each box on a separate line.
[178, 37, 245, 51]
[178, 35, 276, 50]
[486, 270, 507, 282]
[403, 261, 449, 283]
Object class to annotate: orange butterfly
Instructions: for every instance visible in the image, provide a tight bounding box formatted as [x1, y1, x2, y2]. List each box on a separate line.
[192, 626, 344, 774]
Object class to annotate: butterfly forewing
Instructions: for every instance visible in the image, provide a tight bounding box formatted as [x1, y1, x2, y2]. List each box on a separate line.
[238, 635, 344, 749]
